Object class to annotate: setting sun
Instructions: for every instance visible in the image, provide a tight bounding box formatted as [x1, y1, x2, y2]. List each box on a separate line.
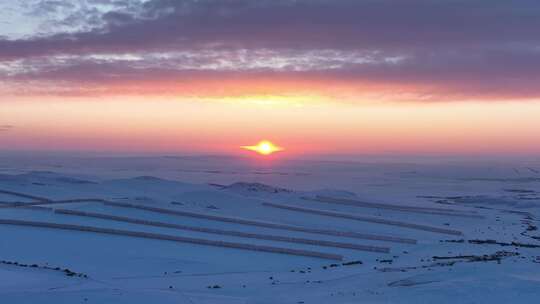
[241, 140, 284, 155]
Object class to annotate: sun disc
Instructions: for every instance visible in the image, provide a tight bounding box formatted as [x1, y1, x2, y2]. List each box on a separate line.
[241, 140, 283, 155]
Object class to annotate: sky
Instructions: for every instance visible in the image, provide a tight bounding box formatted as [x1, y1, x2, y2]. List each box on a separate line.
[1, 0, 539, 157]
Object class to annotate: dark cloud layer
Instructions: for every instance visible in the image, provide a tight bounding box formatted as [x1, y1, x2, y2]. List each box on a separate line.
[1, 0, 540, 100]
[3, 0, 540, 57]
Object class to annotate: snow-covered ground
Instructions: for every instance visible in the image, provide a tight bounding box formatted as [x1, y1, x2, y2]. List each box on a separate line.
[0, 155, 539, 303]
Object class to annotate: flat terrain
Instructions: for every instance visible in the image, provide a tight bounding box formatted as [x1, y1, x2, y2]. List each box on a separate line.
[0, 156, 539, 303]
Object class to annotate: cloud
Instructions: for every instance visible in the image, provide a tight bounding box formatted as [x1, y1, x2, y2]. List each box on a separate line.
[2, 0, 539, 56]
[0, 125, 14, 132]
[1, 0, 540, 101]
[2, 46, 540, 101]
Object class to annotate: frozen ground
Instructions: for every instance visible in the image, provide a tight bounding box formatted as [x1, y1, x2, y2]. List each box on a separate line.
[0, 155, 539, 303]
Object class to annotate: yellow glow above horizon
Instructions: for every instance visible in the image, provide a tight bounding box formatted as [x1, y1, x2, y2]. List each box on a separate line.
[1, 96, 540, 156]
[241, 140, 284, 155]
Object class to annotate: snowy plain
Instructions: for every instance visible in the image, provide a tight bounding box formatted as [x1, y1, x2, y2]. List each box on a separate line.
[0, 154, 539, 303]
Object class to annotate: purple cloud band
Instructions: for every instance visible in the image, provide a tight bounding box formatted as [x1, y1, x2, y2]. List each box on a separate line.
[1, 0, 540, 100]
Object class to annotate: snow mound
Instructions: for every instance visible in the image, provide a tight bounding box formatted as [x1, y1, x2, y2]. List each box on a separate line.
[0, 171, 96, 185]
[306, 189, 358, 199]
[454, 195, 540, 209]
[54, 177, 97, 184]
[223, 182, 293, 194]
[132, 176, 167, 182]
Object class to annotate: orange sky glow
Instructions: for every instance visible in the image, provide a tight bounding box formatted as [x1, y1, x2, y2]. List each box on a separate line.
[2, 92, 539, 157]
[2, 1, 540, 158]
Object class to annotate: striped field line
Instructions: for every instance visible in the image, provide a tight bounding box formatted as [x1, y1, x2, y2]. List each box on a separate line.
[54, 208, 390, 253]
[263, 202, 463, 236]
[304, 196, 482, 218]
[103, 201, 417, 244]
[0, 218, 343, 260]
